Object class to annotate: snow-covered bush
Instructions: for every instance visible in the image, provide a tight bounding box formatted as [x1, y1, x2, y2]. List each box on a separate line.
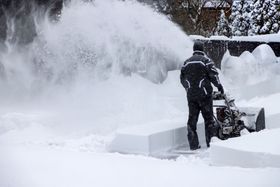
[249, 0, 280, 35]
[230, 0, 251, 36]
[215, 10, 231, 37]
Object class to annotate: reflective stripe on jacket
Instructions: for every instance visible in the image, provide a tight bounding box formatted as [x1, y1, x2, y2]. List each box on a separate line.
[180, 51, 222, 99]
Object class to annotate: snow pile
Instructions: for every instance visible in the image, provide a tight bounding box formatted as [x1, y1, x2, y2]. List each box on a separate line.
[221, 43, 279, 85]
[221, 44, 280, 99]
[252, 44, 278, 64]
[212, 42, 280, 168]
[210, 128, 280, 168]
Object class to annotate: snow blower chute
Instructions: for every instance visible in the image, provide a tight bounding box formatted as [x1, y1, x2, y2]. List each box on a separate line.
[212, 91, 265, 140]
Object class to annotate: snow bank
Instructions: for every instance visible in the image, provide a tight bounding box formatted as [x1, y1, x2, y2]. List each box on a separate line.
[252, 44, 278, 64]
[211, 43, 280, 168]
[109, 120, 188, 155]
[210, 128, 280, 168]
[221, 44, 280, 99]
[109, 119, 209, 156]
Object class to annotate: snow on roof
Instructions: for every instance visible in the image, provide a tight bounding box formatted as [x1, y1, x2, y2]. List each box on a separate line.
[204, 0, 231, 8]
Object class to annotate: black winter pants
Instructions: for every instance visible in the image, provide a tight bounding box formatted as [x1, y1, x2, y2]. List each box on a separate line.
[187, 96, 215, 150]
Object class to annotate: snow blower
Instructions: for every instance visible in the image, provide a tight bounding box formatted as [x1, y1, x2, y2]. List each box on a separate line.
[212, 91, 265, 140]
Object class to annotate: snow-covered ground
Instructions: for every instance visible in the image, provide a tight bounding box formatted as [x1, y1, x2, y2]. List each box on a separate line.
[0, 66, 279, 187]
[0, 144, 279, 187]
[211, 128, 280, 168]
[0, 0, 280, 187]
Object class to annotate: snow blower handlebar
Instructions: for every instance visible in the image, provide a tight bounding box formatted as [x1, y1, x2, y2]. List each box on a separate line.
[212, 91, 225, 100]
[213, 91, 236, 107]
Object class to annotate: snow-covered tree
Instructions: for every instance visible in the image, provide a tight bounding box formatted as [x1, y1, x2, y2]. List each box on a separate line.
[229, 0, 251, 36]
[249, 0, 280, 35]
[215, 10, 231, 37]
[139, 0, 235, 36]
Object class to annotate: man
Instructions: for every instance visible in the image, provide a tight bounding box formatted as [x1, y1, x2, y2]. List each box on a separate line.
[180, 41, 224, 150]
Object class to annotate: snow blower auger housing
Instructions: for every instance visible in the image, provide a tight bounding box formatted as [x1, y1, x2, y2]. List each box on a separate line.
[212, 91, 265, 140]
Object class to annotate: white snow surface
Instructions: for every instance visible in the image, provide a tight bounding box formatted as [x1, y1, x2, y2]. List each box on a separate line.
[1, 145, 279, 187]
[192, 33, 280, 42]
[213, 128, 280, 155]
[221, 44, 280, 100]
[210, 128, 280, 168]
[0, 0, 280, 187]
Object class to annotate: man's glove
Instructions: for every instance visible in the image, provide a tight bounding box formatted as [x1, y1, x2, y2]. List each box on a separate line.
[217, 85, 224, 94]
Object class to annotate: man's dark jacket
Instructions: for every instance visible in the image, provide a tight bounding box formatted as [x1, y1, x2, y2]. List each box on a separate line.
[180, 51, 222, 99]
